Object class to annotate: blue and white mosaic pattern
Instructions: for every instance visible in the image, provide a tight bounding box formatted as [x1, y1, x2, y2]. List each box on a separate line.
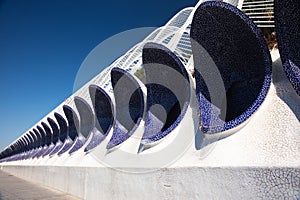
[191, 1, 272, 133]
[107, 68, 144, 150]
[274, 0, 300, 96]
[141, 43, 190, 145]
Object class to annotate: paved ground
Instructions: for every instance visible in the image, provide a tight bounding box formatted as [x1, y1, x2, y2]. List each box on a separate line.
[0, 170, 81, 200]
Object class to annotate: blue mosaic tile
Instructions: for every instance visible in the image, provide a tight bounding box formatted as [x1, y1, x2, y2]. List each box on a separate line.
[26, 148, 37, 159]
[34, 146, 48, 158]
[49, 140, 64, 156]
[58, 138, 74, 155]
[191, 1, 272, 133]
[46, 113, 69, 156]
[84, 131, 107, 152]
[141, 42, 190, 145]
[32, 126, 48, 158]
[37, 125, 46, 148]
[54, 112, 68, 143]
[24, 134, 34, 152]
[68, 135, 86, 154]
[74, 96, 94, 139]
[41, 122, 52, 154]
[31, 129, 40, 149]
[23, 151, 31, 160]
[24, 152, 30, 160]
[67, 97, 94, 154]
[42, 144, 55, 157]
[56, 106, 80, 155]
[107, 121, 133, 149]
[89, 85, 114, 134]
[85, 85, 114, 152]
[47, 117, 60, 145]
[106, 68, 144, 150]
[40, 117, 60, 157]
[63, 105, 79, 141]
[274, 0, 300, 96]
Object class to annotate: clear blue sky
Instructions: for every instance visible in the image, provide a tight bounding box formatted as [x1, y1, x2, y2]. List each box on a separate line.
[0, 0, 197, 151]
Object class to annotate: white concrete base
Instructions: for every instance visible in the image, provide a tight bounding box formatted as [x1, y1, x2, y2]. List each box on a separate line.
[1, 165, 299, 199]
[0, 50, 299, 199]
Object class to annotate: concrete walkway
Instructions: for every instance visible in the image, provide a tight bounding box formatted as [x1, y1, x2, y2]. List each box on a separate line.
[0, 170, 81, 200]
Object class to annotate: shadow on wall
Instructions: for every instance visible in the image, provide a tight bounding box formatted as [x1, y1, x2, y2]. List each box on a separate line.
[272, 55, 300, 121]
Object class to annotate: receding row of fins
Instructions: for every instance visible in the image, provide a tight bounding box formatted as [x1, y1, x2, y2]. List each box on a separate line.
[1, 0, 299, 162]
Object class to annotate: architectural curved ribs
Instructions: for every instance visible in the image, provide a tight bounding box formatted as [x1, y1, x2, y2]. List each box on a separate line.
[191, 1, 272, 133]
[107, 68, 144, 150]
[34, 125, 48, 158]
[48, 118, 60, 144]
[42, 122, 52, 147]
[35, 128, 43, 149]
[274, 0, 300, 96]
[30, 131, 38, 149]
[141, 42, 190, 147]
[15, 138, 23, 160]
[24, 134, 31, 151]
[20, 135, 30, 159]
[57, 105, 79, 155]
[40, 122, 53, 157]
[31, 128, 43, 158]
[14, 139, 24, 160]
[84, 85, 114, 152]
[27, 131, 38, 158]
[40, 119, 57, 156]
[49, 112, 68, 156]
[24, 133, 34, 159]
[68, 97, 94, 154]
[41, 117, 60, 156]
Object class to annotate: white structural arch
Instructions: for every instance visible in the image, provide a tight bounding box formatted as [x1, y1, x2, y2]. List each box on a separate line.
[0, 1, 299, 200]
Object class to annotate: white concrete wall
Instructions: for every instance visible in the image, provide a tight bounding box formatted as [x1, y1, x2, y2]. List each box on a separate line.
[1, 165, 299, 200]
[1, 51, 299, 199]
